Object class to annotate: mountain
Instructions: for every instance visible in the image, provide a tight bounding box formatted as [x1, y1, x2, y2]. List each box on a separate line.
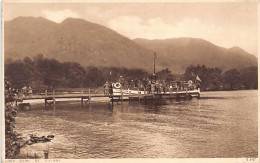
[134, 38, 257, 73]
[4, 17, 257, 73]
[4, 17, 154, 72]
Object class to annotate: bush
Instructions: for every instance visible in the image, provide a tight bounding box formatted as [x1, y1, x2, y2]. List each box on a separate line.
[5, 78, 22, 158]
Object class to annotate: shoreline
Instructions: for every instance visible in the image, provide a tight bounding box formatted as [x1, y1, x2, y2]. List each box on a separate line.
[20, 89, 257, 104]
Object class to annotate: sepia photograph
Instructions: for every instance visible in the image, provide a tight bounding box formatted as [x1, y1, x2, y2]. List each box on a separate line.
[2, 0, 258, 162]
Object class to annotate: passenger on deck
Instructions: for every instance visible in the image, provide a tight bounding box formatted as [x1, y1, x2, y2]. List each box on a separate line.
[188, 80, 193, 90]
[137, 80, 143, 90]
[147, 82, 151, 94]
[130, 80, 135, 88]
[177, 81, 181, 91]
[162, 83, 166, 93]
[151, 83, 155, 93]
[28, 87, 33, 95]
[124, 81, 129, 88]
[159, 84, 163, 93]
[142, 78, 148, 91]
[119, 76, 125, 85]
[155, 82, 160, 94]
[169, 84, 173, 93]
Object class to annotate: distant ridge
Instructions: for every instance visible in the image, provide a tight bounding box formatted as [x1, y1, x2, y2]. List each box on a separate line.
[4, 17, 257, 73]
[133, 38, 257, 72]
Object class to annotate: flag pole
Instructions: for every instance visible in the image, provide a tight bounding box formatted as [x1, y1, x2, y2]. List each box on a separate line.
[153, 52, 156, 75]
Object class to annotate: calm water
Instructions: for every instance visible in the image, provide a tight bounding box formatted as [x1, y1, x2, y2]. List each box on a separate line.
[15, 90, 258, 158]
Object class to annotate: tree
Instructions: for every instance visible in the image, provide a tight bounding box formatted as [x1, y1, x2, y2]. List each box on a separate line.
[157, 68, 175, 82]
[183, 65, 222, 90]
[85, 66, 105, 87]
[222, 69, 241, 89]
[23, 56, 33, 65]
[32, 53, 44, 62]
[239, 66, 258, 89]
[100, 67, 149, 84]
[34, 57, 65, 89]
[63, 62, 86, 88]
[5, 60, 32, 89]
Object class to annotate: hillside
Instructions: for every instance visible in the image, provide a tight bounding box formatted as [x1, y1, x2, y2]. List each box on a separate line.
[133, 38, 257, 72]
[4, 17, 257, 73]
[4, 17, 154, 72]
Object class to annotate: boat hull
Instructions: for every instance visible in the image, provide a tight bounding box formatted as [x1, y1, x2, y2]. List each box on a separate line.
[112, 88, 200, 97]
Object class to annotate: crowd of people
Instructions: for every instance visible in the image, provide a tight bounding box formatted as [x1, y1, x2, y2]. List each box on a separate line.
[21, 86, 33, 96]
[103, 76, 200, 95]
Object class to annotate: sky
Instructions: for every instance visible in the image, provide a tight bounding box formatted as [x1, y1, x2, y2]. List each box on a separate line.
[3, 2, 258, 57]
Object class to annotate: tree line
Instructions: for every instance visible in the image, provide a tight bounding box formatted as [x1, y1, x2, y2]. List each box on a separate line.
[5, 54, 257, 92]
[183, 64, 257, 90]
[4, 54, 149, 92]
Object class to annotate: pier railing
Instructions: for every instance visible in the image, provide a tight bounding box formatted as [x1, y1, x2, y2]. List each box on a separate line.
[32, 87, 103, 95]
[15, 86, 200, 108]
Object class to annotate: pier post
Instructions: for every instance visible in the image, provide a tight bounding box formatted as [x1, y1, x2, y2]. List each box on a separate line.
[144, 88, 146, 102]
[43, 150, 49, 159]
[81, 98, 83, 107]
[53, 90, 56, 106]
[81, 89, 84, 107]
[45, 99, 47, 108]
[138, 88, 140, 101]
[45, 90, 47, 96]
[121, 87, 123, 103]
[169, 87, 172, 99]
[88, 88, 91, 105]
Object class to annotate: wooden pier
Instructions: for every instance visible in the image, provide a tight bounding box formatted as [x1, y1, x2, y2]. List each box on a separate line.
[18, 88, 200, 107]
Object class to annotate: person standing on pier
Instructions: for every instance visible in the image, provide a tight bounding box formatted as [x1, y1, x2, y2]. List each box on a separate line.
[104, 81, 109, 95]
[109, 83, 113, 95]
[162, 82, 166, 93]
[177, 80, 181, 91]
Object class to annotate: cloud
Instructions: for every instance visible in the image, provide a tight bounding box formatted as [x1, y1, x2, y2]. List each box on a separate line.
[108, 16, 217, 40]
[42, 9, 80, 23]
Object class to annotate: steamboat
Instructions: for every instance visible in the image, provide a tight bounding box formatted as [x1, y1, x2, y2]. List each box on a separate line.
[111, 53, 201, 100]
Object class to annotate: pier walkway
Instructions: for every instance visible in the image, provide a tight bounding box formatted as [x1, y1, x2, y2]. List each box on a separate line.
[19, 89, 200, 107]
